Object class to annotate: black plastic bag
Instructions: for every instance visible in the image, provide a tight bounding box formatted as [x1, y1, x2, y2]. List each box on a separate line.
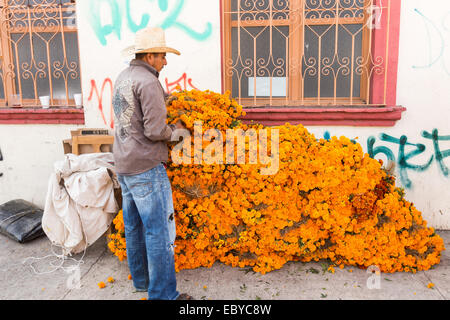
[0, 199, 45, 243]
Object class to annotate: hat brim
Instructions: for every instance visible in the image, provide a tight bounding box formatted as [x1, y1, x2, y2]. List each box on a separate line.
[122, 46, 181, 58]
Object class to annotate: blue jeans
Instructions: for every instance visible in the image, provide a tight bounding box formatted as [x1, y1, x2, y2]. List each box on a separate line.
[117, 163, 179, 300]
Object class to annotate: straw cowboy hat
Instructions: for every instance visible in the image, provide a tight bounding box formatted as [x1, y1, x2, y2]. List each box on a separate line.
[122, 27, 181, 57]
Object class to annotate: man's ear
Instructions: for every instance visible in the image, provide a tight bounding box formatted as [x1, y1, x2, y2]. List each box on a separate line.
[144, 53, 153, 65]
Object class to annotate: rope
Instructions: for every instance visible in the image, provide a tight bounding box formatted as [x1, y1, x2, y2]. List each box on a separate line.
[0, 217, 89, 278]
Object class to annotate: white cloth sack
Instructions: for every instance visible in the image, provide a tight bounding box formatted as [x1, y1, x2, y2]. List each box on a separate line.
[42, 152, 119, 255]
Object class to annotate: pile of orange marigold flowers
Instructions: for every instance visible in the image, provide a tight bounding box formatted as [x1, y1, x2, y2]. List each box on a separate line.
[108, 89, 445, 274]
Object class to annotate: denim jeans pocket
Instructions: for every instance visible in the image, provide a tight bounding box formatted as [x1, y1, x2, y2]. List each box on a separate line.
[130, 182, 153, 199]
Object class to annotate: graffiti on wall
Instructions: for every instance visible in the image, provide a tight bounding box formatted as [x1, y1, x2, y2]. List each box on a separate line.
[412, 8, 450, 76]
[165, 73, 199, 94]
[89, 74, 201, 128]
[368, 132, 433, 190]
[324, 129, 450, 190]
[88, 0, 213, 46]
[88, 78, 115, 129]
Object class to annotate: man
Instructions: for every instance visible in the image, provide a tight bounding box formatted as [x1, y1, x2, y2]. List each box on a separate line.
[112, 27, 192, 300]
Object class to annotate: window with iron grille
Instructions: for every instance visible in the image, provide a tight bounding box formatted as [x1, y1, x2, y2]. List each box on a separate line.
[222, 0, 393, 108]
[0, 0, 81, 108]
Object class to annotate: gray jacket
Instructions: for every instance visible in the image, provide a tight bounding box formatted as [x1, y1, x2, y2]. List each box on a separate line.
[112, 59, 174, 175]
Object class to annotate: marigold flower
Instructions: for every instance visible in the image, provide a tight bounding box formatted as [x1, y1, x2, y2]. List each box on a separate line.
[98, 282, 106, 289]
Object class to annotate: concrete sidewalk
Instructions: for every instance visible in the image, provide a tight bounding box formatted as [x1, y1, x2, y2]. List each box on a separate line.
[0, 231, 448, 300]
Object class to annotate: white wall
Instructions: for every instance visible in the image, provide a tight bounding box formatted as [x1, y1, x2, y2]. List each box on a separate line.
[0, 125, 83, 208]
[0, 0, 448, 228]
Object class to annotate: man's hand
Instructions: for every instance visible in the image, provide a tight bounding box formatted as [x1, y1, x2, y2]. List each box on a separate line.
[168, 120, 188, 144]
[165, 94, 178, 106]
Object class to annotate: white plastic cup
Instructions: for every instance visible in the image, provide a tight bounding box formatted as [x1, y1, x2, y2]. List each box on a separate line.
[39, 96, 50, 109]
[74, 94, 82, 108]
[10, 94, 22, 107]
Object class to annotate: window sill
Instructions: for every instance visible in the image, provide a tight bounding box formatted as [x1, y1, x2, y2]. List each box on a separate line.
[240, 105, 406, 127]
[0, 107, 85, 125]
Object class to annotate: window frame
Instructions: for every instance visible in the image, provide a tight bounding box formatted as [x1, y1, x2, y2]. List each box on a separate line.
[0, 0, 84, 124]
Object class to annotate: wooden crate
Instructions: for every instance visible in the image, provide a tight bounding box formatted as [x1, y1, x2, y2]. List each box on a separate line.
[63, 135, 114, 155]
[71, 135, 114, 155]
